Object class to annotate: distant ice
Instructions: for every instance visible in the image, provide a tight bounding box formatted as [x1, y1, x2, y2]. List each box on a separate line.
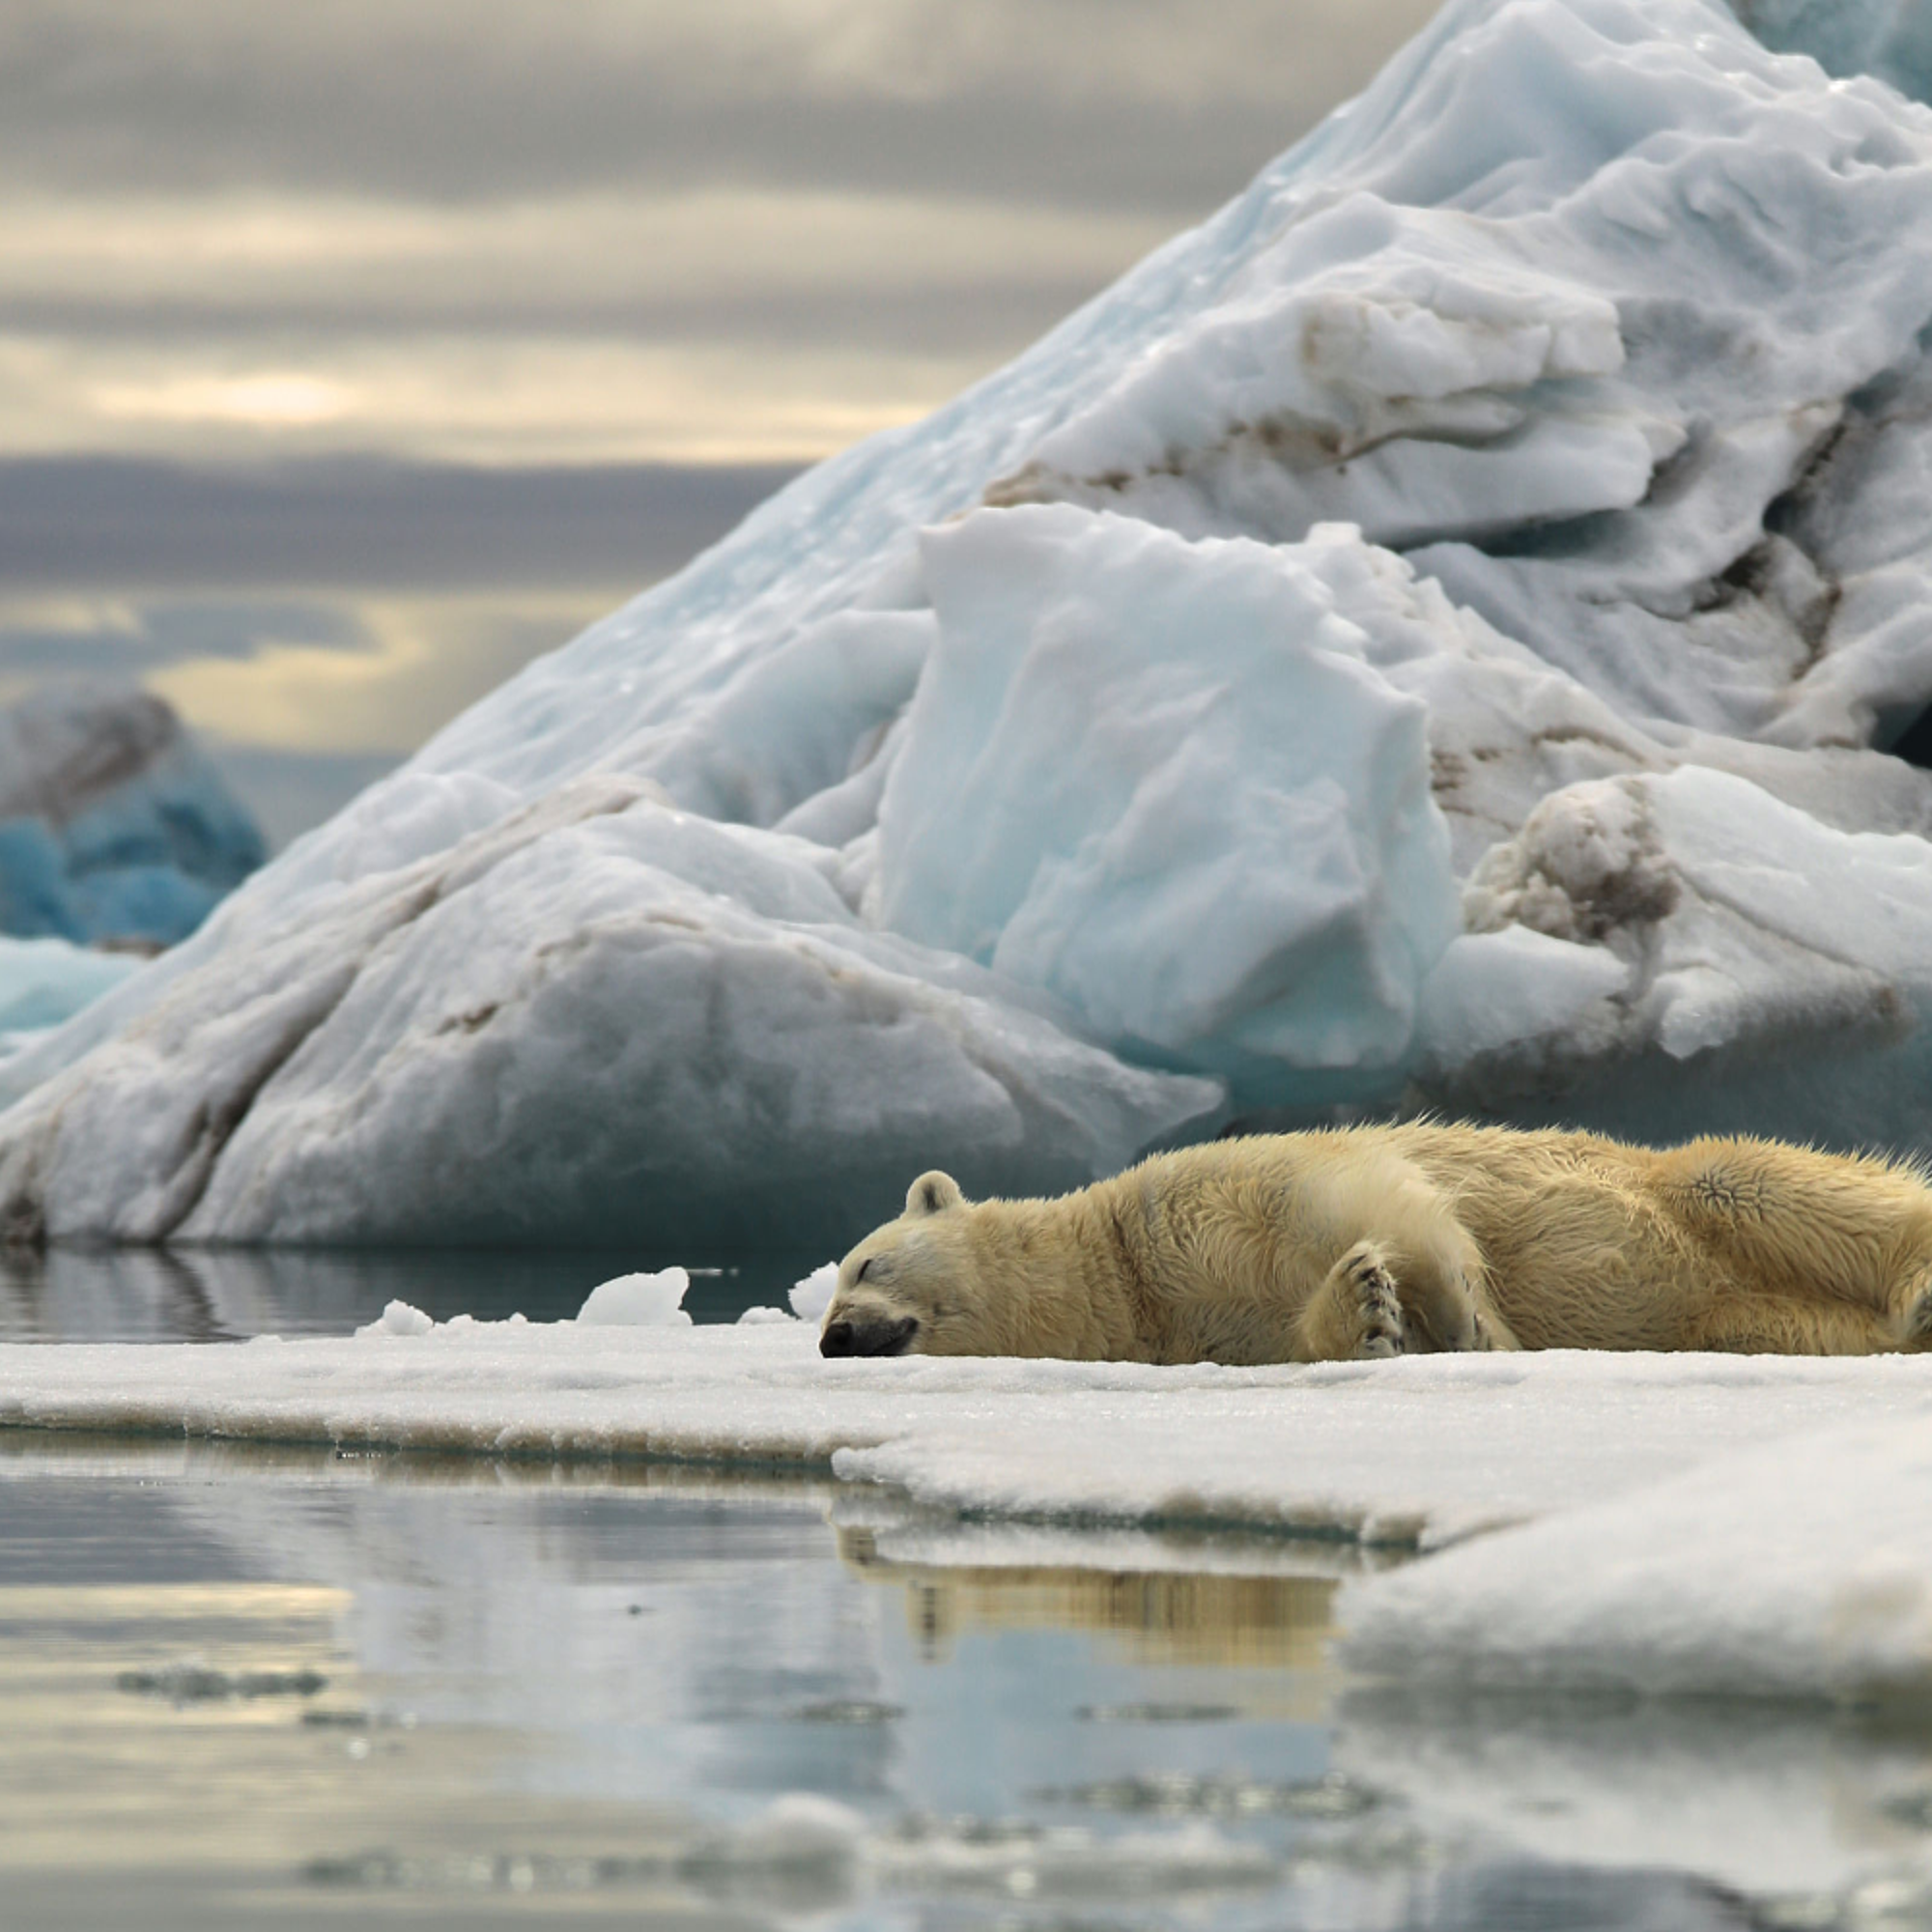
[0, 682, 263, 952]
[355, 1299, 436, 1339]
[0, 935, 138, 1038]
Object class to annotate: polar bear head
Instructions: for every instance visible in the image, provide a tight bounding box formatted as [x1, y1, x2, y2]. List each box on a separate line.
[819, 1170, 985, 1357]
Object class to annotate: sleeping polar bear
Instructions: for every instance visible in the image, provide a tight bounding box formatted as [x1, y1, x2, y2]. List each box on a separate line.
[818, 1123, 1932, 1363]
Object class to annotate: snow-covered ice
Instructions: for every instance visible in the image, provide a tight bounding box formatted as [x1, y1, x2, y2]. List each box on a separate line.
[14, 0, 1932, 1236]
[1343, 1410, 1932, 1700]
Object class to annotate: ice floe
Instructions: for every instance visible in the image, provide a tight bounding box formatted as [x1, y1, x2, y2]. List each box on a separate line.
[3, 1319, 1928, 1707]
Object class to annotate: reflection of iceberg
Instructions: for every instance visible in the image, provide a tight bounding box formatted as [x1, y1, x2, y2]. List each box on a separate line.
[30, 1439, 1931, 1918]
[148, 1453, 1338, 1834]
[1334, 1687, 1932, 1898]
[14, 0, 1932, 1237]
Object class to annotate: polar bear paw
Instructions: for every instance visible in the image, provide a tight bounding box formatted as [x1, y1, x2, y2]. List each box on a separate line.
[1348, 1248, 1406, 1358]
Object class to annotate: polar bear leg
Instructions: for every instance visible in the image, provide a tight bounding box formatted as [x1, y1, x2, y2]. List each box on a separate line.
[1689, 1295, 1904, 1354]
[1292, 1237, 1520, 1361]
[1293, 1240, 1406, 1360]
[1295, 1150, 1515, 1355]
[1895, 1267, 1932, 1350]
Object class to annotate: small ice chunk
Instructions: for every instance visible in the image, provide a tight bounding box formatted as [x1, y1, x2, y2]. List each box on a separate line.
[736, 1305, 796, 1324]
[355, 1299, 435, 1338]
[576, 1266, 693, 1327]
[734, 1792, 865, 1867]
[789, 1263, 838, 1322]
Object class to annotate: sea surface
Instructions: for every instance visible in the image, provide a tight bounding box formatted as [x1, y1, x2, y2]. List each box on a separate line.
[0, 1242, 804, 1342]
[0, 1436, 1808, 1932]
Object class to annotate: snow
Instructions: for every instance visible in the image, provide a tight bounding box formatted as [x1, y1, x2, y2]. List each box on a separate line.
[3, 1320, 1929, 1712]
[11, 0, 1932, 1236]
[1343, 1411, 1932, 1700]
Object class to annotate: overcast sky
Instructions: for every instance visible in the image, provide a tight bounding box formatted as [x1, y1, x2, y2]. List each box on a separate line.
[2, 0, 1438, 842]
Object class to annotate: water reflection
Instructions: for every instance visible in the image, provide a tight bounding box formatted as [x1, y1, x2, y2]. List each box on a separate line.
[0, 1435, 1926, 1930]
[1335, 1683, 1932, 1901]
[0, 1242, 816, 1341]
[838, 1520, 1340, 1672]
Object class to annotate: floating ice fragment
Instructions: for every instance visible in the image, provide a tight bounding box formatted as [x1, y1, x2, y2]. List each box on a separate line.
[355, 1299, 435, 1338]
[789, 1263, 838, 1322]
[575, 1266, 693, 1327]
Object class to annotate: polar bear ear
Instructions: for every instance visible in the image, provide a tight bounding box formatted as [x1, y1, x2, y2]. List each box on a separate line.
[905, 1170, 964, 1217]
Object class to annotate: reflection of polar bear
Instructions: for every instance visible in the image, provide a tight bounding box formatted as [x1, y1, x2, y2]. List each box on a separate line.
[819, 1125, 1932, 1363]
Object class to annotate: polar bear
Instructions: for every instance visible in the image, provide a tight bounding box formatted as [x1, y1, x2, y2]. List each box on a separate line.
[817, 1123, 1932, 1362]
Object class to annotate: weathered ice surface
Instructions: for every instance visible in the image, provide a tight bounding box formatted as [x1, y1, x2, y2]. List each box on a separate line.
[0, 682, 264, 951]
[13, 0, 1932, 1239]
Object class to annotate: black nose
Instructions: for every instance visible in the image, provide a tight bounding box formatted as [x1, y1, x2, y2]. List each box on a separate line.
[819, 1314, 919, 1358]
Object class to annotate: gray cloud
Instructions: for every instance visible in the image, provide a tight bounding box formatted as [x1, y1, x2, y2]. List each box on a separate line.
[0, 0, 1437, 216]
[0, 597, 363, 678]
[0, 276, 1118, 359]
[0, 457, 800, 591]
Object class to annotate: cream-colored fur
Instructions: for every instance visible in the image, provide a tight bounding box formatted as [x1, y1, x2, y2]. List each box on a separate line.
[818, 1124, 1932, 1363]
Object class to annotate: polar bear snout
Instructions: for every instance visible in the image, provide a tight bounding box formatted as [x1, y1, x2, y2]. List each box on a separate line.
[820, 1313, 920, 1357]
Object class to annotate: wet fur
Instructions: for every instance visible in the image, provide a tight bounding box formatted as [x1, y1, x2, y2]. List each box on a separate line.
[820, 1123, 1932, 1363]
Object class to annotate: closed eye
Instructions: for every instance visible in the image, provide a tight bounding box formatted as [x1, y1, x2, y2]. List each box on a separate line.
[856, 1257, 874, 1283]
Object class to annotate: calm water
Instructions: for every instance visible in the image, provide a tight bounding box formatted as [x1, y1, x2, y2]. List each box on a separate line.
[0, 1243, 811, 1341]
[1, 1435, 1929, 1931]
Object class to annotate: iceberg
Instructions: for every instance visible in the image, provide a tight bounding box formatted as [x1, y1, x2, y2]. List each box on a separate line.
[0, 935, 139, 1042]
[13, 0, 1932, 1240]
[0, 682, 265, 952]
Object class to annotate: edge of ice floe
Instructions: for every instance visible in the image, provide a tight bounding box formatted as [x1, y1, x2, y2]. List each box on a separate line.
[5, 1307, 1932, 1701]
